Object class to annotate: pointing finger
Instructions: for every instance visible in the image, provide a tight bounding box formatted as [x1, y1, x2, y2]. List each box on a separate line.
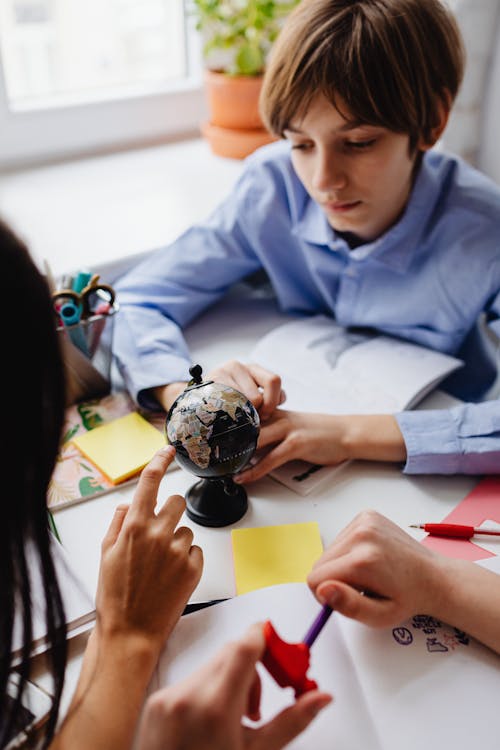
[128, 446, 176, 520]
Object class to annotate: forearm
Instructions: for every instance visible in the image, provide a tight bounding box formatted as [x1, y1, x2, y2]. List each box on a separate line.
[152, 382, 186, 412]
[50, 630, 158, 750]
[430, 557, 500, 655]
[340, 414, 407, 463]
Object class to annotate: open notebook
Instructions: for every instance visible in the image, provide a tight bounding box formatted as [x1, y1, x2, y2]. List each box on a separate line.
[250, 316, 463, 495]
[148, 575, 500, 750]
[11, 536, 95, 663]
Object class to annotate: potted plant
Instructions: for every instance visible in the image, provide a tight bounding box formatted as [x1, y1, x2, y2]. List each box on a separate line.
[191, 0, 300, 158]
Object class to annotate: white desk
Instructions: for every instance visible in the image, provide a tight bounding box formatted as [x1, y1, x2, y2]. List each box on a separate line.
[31, 291, 478, 714]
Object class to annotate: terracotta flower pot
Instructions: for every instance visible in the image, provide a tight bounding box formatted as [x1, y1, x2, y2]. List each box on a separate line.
[202, 70, 277, 159]
[201, 121, 276, 160]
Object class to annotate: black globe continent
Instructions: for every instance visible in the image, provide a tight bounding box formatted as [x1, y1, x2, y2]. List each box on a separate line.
[171, 406, 259, 478]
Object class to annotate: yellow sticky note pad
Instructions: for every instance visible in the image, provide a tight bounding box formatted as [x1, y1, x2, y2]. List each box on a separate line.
[72, 412, 165, 484]
[231, 522, 323, 595]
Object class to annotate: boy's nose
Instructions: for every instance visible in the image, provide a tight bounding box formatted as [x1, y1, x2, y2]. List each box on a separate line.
[312, 155, 348, 193]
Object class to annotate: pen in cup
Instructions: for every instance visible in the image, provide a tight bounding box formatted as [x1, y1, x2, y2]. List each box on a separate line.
[60, 300, 89, 356]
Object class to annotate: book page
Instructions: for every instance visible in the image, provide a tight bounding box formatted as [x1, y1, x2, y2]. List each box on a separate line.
[149, 583, 382, 750]
[148, 582, 500, 750]
[341, 613, 500, 750]
[251, 315, 462, 414]
[250, 316, 462, 495]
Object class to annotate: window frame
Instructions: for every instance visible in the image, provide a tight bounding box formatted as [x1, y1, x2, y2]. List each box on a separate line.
[0, 3, 206, 169]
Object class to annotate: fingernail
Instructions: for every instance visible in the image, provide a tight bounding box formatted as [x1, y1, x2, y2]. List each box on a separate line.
[318, 584, 338, 606]
[233, 475, 243, 483]
[310, 695, 333, 716]
[158, 445, 175, 457]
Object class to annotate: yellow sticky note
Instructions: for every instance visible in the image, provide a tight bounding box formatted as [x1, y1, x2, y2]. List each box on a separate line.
[72, 412, 165, 484]
[231, 522, 323, 595]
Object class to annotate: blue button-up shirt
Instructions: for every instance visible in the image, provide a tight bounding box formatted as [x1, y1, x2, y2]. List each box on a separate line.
[114, 140, 500, 475]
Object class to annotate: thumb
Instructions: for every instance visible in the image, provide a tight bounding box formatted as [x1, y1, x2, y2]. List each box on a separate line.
[255, 690, 332, 749]
[316, 581, 392, 626]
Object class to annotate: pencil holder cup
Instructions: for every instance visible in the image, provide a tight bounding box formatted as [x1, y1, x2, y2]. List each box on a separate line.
[57, 304, 119, 405]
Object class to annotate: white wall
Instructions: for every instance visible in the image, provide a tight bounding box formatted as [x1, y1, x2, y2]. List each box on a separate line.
[443, 0, 500, 183]
[478, 13, 500, 184]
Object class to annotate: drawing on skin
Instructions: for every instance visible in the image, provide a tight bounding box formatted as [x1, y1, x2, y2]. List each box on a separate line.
[426, 638, 449, 653]
[392, 627, 413, 646]
[392, 616, 471, 653]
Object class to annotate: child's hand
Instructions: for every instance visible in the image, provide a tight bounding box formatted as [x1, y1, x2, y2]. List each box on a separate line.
[235, 410, 348, 483]
[136, 623, 332, 750]
[307, 510, 446, 627]
[235, 411, 406, 483]
[95, 446, 203, 656]
[207, 360, 286, 421]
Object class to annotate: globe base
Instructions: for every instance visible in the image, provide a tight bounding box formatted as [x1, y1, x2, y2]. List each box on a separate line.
[185, 477, 248, 527]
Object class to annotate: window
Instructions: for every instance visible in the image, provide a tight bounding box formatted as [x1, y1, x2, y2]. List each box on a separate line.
[0, 0, 205, 168]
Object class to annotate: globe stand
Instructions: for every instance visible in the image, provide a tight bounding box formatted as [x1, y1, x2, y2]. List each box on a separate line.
[185, 476, 248, 527]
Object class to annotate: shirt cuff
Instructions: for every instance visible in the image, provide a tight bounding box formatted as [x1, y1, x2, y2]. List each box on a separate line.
[396, 401, 500, 475]
[117, 354, 192, 410]
[395, 408, 462, 474]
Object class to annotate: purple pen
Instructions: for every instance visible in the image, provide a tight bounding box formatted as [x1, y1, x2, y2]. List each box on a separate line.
[303, 604, 333, 648]
[262, 603, 333, 696]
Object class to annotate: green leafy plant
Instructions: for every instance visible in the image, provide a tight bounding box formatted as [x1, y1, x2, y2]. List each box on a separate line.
[191, 0, 300, 76]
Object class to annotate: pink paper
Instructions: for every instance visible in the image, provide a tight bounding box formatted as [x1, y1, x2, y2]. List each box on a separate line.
[421, 477, 500, 560]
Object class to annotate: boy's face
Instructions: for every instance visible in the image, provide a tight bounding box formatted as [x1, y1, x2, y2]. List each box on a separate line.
[284, 94, 421, 242]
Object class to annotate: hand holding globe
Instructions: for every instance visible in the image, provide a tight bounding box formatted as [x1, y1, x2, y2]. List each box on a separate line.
[165, 365, 260, 526]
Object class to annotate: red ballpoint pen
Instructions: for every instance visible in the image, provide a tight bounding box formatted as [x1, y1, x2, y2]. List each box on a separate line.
[410, 523, 500, 539]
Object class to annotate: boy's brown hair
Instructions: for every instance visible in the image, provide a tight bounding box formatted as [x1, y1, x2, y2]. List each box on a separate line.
[260, 0, 464, 150]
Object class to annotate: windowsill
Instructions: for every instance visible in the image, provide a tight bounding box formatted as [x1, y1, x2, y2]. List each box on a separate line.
[0, 137, 244, 279]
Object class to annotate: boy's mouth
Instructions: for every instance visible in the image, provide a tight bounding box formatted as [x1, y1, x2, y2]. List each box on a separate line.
[324, 200, 362, 213]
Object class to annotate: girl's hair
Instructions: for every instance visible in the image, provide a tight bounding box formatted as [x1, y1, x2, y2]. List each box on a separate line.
[0, 219, 67, 747]
[261, 0, 465, 150]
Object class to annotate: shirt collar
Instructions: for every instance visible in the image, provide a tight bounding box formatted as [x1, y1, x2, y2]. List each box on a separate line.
[291, 150, 446, 273]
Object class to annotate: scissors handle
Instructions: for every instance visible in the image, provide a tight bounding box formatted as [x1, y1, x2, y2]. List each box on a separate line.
[80, 275, 116, 317]
[52, 288, 81, 314]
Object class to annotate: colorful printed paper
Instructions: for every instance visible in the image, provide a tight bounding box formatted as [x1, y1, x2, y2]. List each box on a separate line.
[48, 393, 166, 509]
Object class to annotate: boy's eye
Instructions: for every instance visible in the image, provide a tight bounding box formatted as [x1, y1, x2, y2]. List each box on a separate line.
[346, 138, 376, 150]
[290, 142, 313, 151]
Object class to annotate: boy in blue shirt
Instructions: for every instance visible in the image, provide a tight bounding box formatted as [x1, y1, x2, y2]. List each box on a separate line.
[114, 0, 500, 479]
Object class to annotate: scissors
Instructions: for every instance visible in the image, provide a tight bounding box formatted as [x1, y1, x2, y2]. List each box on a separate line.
[52, 274, 116, 320]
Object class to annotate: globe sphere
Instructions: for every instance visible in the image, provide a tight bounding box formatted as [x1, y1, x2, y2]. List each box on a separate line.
[166, 381, 260, 480]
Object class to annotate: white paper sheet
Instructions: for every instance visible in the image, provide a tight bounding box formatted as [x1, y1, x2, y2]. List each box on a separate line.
[150, 582, 500, 750]
[152, 584, 382, 750]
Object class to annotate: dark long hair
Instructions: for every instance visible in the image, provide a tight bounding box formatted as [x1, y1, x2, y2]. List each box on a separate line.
[0, 219, 67, 747]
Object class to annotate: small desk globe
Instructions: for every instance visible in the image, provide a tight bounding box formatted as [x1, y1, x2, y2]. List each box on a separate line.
[165, 365, 260, 527]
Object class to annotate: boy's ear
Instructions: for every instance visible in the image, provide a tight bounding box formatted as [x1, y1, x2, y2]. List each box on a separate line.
[418, 90, 452, 151]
